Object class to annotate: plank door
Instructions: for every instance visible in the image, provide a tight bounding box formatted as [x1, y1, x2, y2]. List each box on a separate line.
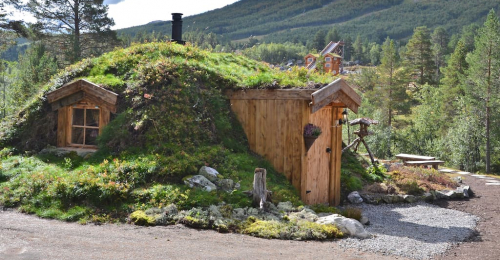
[304, 107, 333, 205]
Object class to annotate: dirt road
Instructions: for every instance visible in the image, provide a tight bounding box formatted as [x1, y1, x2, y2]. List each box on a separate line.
[0, 209, 399, 260]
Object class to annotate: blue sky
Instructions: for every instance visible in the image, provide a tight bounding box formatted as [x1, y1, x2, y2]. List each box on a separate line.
[8, 0, 240, 30]
[104, 0, 240, 29]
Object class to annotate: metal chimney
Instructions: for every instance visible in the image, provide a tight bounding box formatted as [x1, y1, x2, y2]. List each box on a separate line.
[171, 13, 185, 45]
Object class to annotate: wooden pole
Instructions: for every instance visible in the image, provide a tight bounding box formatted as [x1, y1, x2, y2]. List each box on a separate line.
[252, 168, 267, 209]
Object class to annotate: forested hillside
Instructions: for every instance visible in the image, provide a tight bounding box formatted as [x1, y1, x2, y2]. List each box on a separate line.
[118, 0, 500, 43]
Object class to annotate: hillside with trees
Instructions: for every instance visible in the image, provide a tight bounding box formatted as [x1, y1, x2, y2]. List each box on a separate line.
[117, 0, 500, 44]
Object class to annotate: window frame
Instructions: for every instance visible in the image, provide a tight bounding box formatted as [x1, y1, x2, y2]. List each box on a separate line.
[69, 104, 101, 148]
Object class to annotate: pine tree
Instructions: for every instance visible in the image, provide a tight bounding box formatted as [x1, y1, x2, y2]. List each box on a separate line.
[379, 37, 409, 127]
[439, 39, 468, 128]
[431, 27, 449, 80]
[353, 35, 363, 62]
[17, 0, 116, 63]
[311, 29, 326, 52]
[325, 27, 340, 43]
[464, 9, 500, 173]
[405, 26, 436, 86]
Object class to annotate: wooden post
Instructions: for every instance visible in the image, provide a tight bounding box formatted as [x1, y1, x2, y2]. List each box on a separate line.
[252, 168, 267, 209]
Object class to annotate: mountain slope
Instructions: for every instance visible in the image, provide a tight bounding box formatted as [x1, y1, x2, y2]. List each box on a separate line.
[117, 0, 500, 43]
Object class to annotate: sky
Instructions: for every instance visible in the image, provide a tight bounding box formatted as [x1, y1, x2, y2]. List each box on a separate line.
[104, 0, 240, 29]
[7, 0, 240, 30]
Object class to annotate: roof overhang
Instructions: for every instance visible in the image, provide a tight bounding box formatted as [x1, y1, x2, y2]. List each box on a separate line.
[310, 78, 361, 114]
[225, 79, 361, 114]
[46, 79, 118, 113]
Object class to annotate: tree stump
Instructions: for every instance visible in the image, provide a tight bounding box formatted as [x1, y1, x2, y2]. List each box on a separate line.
[252, 168, 267, 209]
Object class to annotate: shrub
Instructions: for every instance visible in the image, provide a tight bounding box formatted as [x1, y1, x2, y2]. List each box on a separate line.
[130, 210, 155, 226]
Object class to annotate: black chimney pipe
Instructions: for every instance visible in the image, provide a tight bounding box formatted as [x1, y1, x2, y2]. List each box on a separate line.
[171, 13, 185, 45]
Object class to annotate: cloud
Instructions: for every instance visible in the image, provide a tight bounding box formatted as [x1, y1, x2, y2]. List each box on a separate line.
[104, 0, 126, 5]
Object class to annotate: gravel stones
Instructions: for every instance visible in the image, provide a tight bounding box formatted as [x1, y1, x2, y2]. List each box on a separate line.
[339, 202, 479, 259]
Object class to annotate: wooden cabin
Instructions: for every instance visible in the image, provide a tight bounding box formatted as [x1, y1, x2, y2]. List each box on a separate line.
[46, 79, 118, 149]
[305, 41, 344, 76]
[227, 78, 361, 205]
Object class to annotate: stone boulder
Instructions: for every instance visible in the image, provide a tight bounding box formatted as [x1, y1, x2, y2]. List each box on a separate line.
[456, 185, 471, 198]
[277, 201, 294, 212]
[216, 179, 236, 192]
[403, 195, 417, 203]
[288, 208, 318, 222]
[316, 214, 370, 239]
[198, 166, 220, 182]
[184, 175, 217, 192]
[347, 191, 363, 204]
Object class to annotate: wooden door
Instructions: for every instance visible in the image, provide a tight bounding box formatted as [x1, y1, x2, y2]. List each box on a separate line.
[304, 107, 333, 205]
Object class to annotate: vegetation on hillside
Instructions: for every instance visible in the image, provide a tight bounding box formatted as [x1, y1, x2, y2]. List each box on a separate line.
[117, 0, 500, 45]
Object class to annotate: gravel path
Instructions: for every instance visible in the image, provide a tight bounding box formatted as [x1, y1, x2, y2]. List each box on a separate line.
[339, 202, 478, 259]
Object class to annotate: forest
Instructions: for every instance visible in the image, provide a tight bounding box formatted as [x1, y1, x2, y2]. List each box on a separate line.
[0, 0, 499, 176]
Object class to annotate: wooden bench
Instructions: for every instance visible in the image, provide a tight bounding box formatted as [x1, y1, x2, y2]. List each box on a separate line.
[395, 153, 435, 162]
[404, 160, 445, 170]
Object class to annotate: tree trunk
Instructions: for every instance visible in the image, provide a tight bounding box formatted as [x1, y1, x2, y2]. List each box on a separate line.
[252, 168, 267, 209]
[486, 104, 491, 173]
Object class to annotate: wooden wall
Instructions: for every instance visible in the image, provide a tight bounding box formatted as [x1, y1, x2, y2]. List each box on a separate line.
[230, 99, 309, 192]
[230, 97, 344, 205]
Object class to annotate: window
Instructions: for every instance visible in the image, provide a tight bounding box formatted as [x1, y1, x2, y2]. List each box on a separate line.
[71, 107, 100, 146]
[334, 57, 337, 61]
[307, 58, 313, 63]
[333, 70, 337, 74]
[325, 63, 331, 68]
[325, 57, 331, 62]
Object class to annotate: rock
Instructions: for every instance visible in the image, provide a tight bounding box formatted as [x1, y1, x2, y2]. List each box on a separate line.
[208, 205, 223, 219]
[216, 179, 235, 192]
[184, 175, 217, 192]
[163, 204, 178, 216]
[403, 195, 417, 203]
[288, 208, 318, 222]
[436, 190, 455, 199]
[360, 215, 370, 225]
[457, 185, 471, 198]
[198, 166, 220, 182]
[316, 214, 370, 239]
[347, 191, 364, 204]
[277, 201, 294, 212]
[232, 208, 246, 221]
[382, 195, 395, 204]
[421, 192, 435, 202]
[452, 176, 463, 183]
[360, 193, 382, 205]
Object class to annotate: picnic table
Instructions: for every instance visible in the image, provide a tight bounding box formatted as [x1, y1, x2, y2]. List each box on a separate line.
[395, 154, 444, 170]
